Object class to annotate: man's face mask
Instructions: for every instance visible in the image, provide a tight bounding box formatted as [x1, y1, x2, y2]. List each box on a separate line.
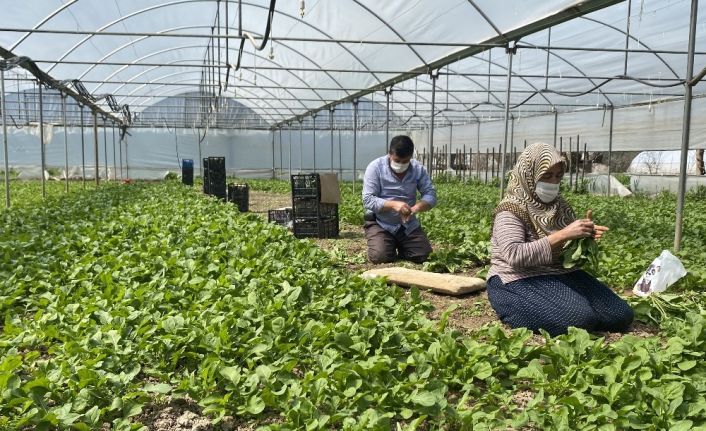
[535, 181, 560, 203]
[390, 160, 410, 173]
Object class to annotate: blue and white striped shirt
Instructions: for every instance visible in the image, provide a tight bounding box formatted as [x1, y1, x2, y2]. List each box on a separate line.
[362, 155, 437, 235]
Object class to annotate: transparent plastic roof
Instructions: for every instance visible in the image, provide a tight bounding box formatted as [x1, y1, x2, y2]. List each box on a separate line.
[1, 0, 704, 129]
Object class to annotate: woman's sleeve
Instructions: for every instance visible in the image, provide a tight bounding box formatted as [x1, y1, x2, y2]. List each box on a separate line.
[493, 211, 554, 268]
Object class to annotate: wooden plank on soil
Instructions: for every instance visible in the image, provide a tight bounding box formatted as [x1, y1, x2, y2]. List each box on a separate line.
[362, 267, 486, 296]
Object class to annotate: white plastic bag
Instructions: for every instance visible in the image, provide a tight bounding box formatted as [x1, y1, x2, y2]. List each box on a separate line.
[633, 250, 687, 297]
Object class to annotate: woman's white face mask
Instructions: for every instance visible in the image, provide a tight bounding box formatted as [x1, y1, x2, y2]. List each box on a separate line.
[390, 160, 410, 173]
[535, 181, 560, 203]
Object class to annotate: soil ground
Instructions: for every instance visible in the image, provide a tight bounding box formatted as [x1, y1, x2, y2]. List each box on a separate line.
[134, 190, 659, 430]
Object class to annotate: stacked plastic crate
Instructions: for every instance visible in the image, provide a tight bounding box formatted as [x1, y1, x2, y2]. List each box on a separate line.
[227, 183, 249, 212]
[268, 207, 293, 228]
[181, 159, 193, 186]
[291, 173, 339, 238]
[202, 157, 226, 200]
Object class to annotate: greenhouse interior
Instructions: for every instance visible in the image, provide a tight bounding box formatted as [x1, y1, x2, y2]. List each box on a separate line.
[2, 0, 706, 429]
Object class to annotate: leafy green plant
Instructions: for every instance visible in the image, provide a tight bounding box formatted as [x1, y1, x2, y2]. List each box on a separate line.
[562, 237, 600, 273]
[164, 171, 179, 180]
[3, 179, 706, 430]
[687, 184, 706, 199]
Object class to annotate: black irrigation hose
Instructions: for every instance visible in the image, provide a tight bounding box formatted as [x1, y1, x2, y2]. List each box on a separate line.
[227, 0, 277, 83]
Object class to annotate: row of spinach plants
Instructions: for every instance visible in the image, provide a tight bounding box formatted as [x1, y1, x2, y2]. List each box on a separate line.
[2, 180, 706, 429]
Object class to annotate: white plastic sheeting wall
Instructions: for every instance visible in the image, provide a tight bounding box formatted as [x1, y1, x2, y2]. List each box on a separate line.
[411, 97, 706, 154]
[1, 126, 393, 180]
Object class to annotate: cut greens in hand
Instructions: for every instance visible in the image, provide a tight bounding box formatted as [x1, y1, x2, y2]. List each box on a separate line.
[561, 209, 600, 274]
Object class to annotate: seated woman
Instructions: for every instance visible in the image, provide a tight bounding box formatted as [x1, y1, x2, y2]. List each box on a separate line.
[487, 142, 633, 337]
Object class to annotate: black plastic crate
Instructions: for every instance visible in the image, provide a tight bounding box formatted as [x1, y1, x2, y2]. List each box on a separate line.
[204, 157, 226, 200]
[291, 173, 321, 199]
[292, 198, 338, 220]
[228, 183, 249, 212]
[293, 218, 339, 239]
[268, 208, 293, 226]
[182, 159, 194, 186]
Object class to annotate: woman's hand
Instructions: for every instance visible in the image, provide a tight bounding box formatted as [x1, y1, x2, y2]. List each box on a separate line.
[548, 219, 594, 248]
[561, 219, 596, 240]
[593, 225, 609, 241]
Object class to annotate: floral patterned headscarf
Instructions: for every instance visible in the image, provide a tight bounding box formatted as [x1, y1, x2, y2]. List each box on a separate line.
[494, 142, 575, 237]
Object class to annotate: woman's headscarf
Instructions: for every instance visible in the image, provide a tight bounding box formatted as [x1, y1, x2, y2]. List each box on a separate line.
[494, 142, 575, 237]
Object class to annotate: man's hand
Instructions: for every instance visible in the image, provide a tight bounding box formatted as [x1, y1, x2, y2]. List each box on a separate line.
[385, 200, 412, 222]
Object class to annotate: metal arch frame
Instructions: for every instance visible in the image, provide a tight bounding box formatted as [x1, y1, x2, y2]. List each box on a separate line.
[32, 0, 383, 100]
[268, 0, 440, 127]
[577, 16, 681, 79]
[135, 86, 276, 129]
[110, 71, 436, 129]
[44, 0, 218, 74]
[11, 0, 665, 130]
[78, 25, 347, 107]
[123, 63, 306, 121]
[518, 41, 614, 107]
[124, 76, 283, 124]
[297, 92, 435, 131]
[8, 0, 79, 51]
[272, 0, 626, 127]
[387, 82, 463, 127]
[93, 47, 307, 118]
[139, 83, 282, 125]
[349, 0, 427, 66]
[436, 44, 614, 111]
[466, 0, 507, 41]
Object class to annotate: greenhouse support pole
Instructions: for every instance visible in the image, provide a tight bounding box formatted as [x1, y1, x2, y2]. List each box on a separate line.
[288, 125, 292, 179]
[80, 106, 86, 188]
[112, 124, 117, 181]
[476, 122, 481, 180]
[449, 123, 453, 175]
[499, 45, 516, 198]
[385, 88, 391, 152]
[428, 73, 437, 177]
[61, 94, 69, 193]
[330, 107, 334, 173]
[278, 128, 282, 179]
[299, 119, 303, 173]
[338, 129, 342, 180]
[118, 128, 123, 180]
[675, 0, 699, 253]
[623, 0, 632, 75]
[553, 109, 558, 149]
[0, 69, 9, 208]
[353, 99, 359, 193]
[197, 134, 203, 178]
[312, 114, 316, 172]
[271, 128, 275, 179]
[38, 82, 46, 198]
[510, 116, 515, 169]
[582, 142, 587, 184]
[125, 133, 129, 179]
[103, 122, 108, 180]
[92, 111, 99, 186]
[607, 106, 614, 197]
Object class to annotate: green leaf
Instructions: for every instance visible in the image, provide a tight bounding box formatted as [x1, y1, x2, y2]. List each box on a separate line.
[83, 406, 100, 425]
[220, 366, 241, 384]
[246, 395, 265, 414]
[143, 383, 172, 394]
[670, 420, 693, 431]
[123, 402, 143, 418]
[411, 391, 438, 407]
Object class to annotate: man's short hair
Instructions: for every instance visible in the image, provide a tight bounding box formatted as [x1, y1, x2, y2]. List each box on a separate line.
[389, 135, 414, 158]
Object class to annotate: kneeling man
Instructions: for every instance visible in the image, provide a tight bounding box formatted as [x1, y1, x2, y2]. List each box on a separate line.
[362, 135, 437, 263]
